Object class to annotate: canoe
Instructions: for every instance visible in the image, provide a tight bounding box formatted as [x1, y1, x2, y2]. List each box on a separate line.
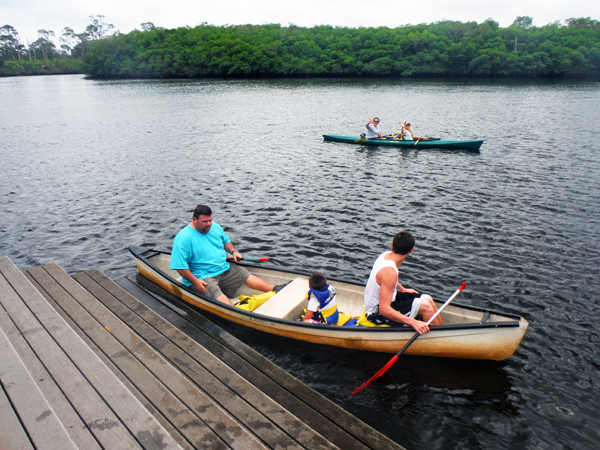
[323, 134, 484, 151]
[129, 246, 528, 360]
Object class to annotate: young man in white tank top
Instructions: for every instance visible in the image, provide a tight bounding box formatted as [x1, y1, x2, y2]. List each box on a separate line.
[363, 231, 442, 334]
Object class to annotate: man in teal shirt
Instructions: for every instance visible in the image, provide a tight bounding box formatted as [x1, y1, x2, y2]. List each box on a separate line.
[170, 205, 278, 305]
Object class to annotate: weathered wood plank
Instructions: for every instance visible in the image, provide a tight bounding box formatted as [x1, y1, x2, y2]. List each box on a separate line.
[0, 325, 77, 450]
[0, 363, 34, 450]
[38, 263, 267, 450]
[0, 303, 103, 450]
[0, 256, 179, 450]
[128, 273, 404, 450]
[77, 269, 339, 450]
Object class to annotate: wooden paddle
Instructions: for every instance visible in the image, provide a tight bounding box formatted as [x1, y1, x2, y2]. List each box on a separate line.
[354, 138, 368, 143]
[351, 282, 466, 396]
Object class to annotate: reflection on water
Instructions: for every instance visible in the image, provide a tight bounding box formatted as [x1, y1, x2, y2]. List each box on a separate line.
[1, 75, 600, 450]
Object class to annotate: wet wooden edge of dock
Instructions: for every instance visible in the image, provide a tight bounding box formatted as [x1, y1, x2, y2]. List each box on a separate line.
[0, 256, 405, 450]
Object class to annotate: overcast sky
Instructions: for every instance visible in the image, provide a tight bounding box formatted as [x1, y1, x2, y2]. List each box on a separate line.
[2, 0, 599, 45]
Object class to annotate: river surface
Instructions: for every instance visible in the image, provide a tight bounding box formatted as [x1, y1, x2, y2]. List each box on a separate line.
[1, 75, 599, 450]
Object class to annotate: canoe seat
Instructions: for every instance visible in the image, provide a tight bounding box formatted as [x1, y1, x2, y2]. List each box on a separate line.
[254, 277, 308, 320]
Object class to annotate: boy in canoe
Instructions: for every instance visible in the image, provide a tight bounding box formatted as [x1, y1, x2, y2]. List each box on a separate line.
[170, 204, 285, 305]
[303, 272, 339, 325]
[364, 231, 442, 334]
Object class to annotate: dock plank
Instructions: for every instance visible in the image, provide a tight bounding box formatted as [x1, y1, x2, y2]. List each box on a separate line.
[0, 326, 76, 450]
[0, 304, 103, 450]
[75, 269, 339, 450]
[34, 263, 267, 450]
[0, 256, 181, 450]
[0, 378, 34, 450]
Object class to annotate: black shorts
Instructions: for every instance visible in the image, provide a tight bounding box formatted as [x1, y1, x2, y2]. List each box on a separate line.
[366, 291, 421, 327]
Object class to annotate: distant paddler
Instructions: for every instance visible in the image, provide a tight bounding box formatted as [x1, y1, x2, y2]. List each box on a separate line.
[365, 117, 384, 139]
[394, 122, 432, 141]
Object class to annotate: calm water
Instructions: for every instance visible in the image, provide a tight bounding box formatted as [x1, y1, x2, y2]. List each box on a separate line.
[1, 75, 599, 450]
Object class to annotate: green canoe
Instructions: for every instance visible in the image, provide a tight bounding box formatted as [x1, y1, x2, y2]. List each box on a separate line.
[323, 135, 483, 151]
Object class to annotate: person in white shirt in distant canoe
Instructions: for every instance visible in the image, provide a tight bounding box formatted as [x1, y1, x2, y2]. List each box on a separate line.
[395, 122, 432, 141]
[365, 117, 384, 139]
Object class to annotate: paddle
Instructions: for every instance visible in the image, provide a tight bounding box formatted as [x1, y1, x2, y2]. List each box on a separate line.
[354, 138, 368, 143]
[226, 257, 270, 262]
[414, 133, 425, 146]
[351, 282, 467, 396]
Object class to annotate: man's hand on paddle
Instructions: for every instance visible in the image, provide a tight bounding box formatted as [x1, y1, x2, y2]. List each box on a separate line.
[231, 250, 242, 262]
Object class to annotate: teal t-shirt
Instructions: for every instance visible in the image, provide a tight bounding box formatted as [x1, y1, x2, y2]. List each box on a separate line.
[169, 223, 231, 284]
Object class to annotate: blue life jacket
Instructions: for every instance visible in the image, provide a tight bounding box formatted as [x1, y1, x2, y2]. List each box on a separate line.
[308, 284, 336, 310]
[307, 284, 339, 324]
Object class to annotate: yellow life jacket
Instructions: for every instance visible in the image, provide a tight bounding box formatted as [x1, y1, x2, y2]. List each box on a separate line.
[234, 291, 276, 311]
[356, 310, 391, 327]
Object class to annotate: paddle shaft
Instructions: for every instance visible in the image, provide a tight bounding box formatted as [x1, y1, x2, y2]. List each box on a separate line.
[414, 133, 425, 146]
[226, 257, 270, 262]
[351, 282, 466, 396]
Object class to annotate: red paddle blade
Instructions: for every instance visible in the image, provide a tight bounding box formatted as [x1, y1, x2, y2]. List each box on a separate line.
[351, 355, 398, 396]
[257, 258, 270, 261]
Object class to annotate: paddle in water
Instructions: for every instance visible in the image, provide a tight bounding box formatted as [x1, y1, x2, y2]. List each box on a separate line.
[351, 282, 466, 396]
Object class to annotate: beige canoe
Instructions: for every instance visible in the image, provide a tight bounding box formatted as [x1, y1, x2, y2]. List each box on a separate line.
[130, 246, 528, 360]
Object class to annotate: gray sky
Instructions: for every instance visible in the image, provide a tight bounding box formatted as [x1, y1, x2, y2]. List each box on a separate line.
[2, 0, 599, 45]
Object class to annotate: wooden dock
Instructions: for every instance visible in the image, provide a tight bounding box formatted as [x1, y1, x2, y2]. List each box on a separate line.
[0, 256, 405, 450]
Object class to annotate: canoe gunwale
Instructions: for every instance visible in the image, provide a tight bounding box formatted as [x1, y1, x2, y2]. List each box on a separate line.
[128, 246, 522, 333]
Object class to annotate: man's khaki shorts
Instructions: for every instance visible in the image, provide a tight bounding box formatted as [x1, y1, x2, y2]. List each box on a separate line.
[203, 263, 251, 299]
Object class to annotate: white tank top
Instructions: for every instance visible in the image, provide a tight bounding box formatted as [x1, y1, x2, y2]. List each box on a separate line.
[364, 252, 398, 315]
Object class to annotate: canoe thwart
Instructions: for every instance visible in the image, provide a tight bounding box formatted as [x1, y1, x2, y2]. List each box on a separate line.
[254, 278, 308, 320]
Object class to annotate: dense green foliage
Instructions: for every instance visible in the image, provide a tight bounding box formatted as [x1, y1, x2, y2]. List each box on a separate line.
[81, 18, 600, 79]
[0, 59, 84, 76]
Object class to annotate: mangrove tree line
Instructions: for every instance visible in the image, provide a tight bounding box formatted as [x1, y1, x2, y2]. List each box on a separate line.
[82, 17, 600, 79]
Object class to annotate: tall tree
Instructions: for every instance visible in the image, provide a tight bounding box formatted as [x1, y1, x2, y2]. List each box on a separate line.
[86, 15, 115, 41]
[512, 16, 533, 28]
[60, 27, 76, 56]
[0, 25, 24, 60]
[34, 29, 56, 63]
